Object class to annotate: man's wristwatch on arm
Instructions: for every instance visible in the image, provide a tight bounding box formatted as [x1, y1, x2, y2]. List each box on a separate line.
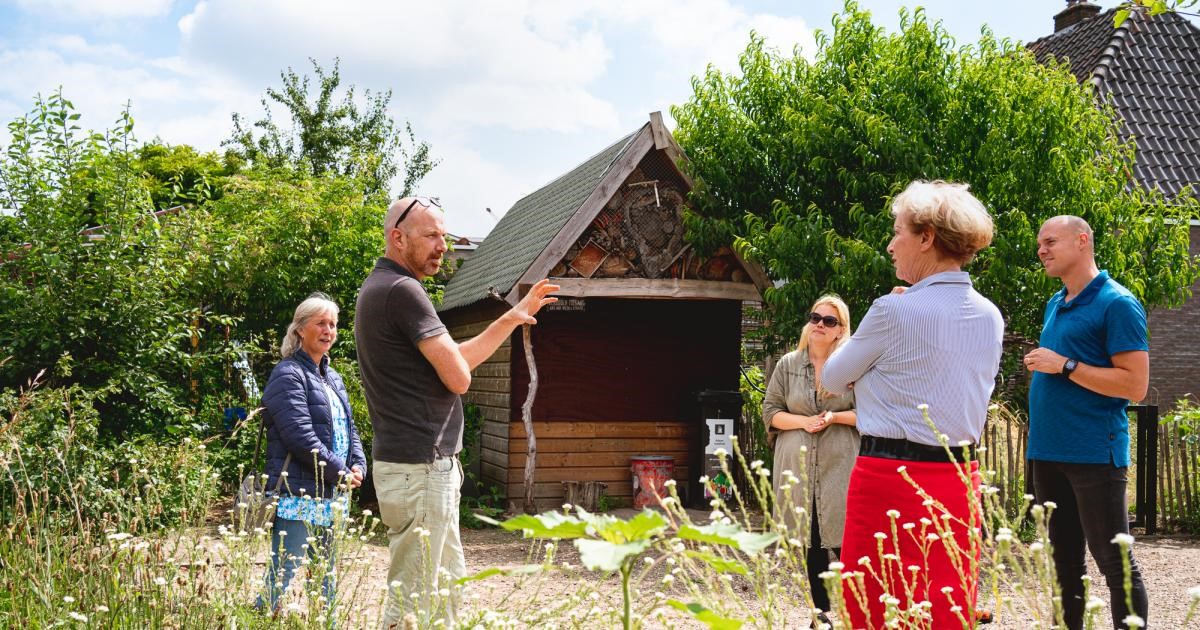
[1061, 358, 1078, 377]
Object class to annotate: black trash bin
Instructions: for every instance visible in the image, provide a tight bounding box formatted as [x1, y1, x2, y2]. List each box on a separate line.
[689, 390, 744, 509]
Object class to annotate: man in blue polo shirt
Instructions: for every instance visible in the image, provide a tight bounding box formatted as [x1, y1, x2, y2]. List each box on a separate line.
[1024, 215, 1149, 630]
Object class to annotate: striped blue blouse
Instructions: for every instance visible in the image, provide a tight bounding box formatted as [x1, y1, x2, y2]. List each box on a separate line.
[823, 271, 1004, 446]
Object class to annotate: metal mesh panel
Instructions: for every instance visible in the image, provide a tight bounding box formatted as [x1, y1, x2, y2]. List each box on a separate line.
[553, 150, 690, 280]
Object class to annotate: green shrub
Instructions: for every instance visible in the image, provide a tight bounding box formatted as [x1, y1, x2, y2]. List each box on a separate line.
[1, 378, 217, 535]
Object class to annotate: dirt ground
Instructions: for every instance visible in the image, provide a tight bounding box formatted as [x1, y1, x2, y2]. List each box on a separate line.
[327, 508, 1200, 629]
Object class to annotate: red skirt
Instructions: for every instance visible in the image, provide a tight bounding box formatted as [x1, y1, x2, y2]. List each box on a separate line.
[838, 456, 982, 629]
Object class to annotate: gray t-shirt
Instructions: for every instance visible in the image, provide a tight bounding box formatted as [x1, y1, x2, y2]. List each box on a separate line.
[355, 257, 464, 464]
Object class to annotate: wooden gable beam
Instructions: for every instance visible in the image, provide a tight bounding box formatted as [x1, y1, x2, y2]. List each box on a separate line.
[542, 277, 762, 302]
[648, 111, 693, 189]
[506, 123, 656, 304]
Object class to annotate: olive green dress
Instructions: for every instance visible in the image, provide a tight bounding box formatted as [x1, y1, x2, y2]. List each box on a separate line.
[762, 349, 858, 548]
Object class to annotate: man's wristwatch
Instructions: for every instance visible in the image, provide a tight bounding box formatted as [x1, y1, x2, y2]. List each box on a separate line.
[1061, 358, 1079, 377]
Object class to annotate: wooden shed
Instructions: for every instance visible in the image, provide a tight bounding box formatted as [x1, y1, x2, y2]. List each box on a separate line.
[438, 113, 768, 512]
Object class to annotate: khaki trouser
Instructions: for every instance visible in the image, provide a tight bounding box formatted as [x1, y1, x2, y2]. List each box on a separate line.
[374, 457, 465, 628]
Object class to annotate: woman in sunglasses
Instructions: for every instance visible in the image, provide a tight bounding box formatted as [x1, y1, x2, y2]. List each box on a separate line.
[823, 180, 1003, 628]
[762, 295, 857, 625]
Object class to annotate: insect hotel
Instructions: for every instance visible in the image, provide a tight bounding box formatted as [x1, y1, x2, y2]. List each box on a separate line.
[438, 112, 767, 512]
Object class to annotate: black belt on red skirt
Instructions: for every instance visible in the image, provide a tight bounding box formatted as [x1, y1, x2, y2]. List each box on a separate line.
[859, 435, 976, 463]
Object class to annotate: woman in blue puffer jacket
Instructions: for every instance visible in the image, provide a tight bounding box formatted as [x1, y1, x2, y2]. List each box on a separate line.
[257, 293, 367, 616]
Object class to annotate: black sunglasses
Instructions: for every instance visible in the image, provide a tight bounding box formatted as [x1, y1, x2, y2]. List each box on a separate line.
[808, 312, 841, 327]
[393, 196, 442, 229]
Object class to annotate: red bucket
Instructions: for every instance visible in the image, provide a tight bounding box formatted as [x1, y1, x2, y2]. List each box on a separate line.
[630, 455, 674, 509]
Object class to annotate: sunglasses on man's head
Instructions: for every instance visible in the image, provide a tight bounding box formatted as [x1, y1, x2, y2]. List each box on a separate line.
[808, 312, 841, 327]
[393, 196, 442, 228]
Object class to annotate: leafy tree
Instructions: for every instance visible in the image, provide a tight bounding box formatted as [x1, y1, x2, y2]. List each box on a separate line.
[1116, 0, 1200, 26]
[134, 141, 241, 210]
[672, 2, 1199, 374]
[0, 92, 239, 437]
[200, 165, 382, 360]
[226, 58, 436, 202]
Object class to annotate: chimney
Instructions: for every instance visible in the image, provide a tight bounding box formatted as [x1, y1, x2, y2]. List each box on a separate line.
[1054, 0, 1102, 32]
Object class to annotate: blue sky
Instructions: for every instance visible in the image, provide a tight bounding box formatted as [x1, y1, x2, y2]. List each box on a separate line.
[0, 1, 1145, 237]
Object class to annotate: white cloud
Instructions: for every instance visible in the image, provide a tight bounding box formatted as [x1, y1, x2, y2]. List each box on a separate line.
[0, 35, 253, 151]
[13, 0, 174, 20]
[1, 0, 815, 235]
[419, 140, 553, 238]
[430, 83, 621, 134]
[175, 0, 620, 132]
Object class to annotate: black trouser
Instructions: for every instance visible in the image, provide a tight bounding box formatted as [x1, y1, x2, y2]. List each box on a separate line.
[808, 506, 840, 613]
[1031, 459, 1149, 630]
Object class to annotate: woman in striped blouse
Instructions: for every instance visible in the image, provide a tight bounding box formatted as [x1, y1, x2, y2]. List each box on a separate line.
[823, 180, 1004, 628]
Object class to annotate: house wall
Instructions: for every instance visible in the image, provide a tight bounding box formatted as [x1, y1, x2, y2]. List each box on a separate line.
[1147, 223, 1200, 411]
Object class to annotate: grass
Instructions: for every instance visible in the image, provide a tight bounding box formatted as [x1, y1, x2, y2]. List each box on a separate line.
[3, 387, 1199, 628]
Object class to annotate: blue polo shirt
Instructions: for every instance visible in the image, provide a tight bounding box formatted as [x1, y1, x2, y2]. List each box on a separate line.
[1027, 271, 1147, 467]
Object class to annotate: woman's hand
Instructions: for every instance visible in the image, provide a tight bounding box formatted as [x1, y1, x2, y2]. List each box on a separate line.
[803, 411, 833, 433]
[349, 465, 364, 488]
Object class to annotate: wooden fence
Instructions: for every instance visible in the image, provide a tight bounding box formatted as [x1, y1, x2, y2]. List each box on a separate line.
[978, 410, 1030, 517]
[1157, 419, 1200, 533]
[976, 407, 1200, 534]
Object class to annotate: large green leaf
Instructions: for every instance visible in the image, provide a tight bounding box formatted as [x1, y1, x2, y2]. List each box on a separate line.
[574, 538, 652, 572]
[676, 522, 779, 556]
[484, 511, 590, 540]
[683, 550, 749, 576]
[455, 564, 543, 585]
[579, 508, 668, 543]
[665, 600, 745, 630]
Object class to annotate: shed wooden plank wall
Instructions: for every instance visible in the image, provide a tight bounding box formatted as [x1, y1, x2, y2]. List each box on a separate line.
[444, 303, 510, 495]
[498, 419, 690, 512]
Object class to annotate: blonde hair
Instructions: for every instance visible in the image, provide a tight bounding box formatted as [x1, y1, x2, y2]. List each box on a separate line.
[279, 295, 339, 358]
[796, 294, 852, 353]
[891, 180, 994, 264]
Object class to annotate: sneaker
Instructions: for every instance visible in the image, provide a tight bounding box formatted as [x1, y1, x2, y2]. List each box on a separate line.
[975, 608, 994, 625]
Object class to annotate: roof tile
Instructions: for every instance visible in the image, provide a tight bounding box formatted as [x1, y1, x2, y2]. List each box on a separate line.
[438, 130, 638, 312]
[1029, 10, 1200, 198]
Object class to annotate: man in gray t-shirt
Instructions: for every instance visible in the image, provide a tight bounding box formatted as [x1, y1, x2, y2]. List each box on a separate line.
[355, 196, 557, 627]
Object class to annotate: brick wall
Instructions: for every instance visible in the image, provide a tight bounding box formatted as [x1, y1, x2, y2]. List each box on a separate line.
[1147, 223, 1200, 411]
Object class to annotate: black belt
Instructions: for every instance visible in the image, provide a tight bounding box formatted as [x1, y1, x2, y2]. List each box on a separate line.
[859, 435, 976, 463]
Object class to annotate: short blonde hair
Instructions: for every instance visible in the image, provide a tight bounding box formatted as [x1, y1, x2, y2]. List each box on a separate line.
[891, 180, 994, 264]
[279, 294, 339, 358]
[797, 294, 852, 353]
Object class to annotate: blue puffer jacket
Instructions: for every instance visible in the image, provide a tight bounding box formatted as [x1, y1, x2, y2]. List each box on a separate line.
[261, 351, 367, 499]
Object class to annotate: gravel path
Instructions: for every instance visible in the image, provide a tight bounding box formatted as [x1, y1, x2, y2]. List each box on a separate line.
[326, 518, 1200, 628]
